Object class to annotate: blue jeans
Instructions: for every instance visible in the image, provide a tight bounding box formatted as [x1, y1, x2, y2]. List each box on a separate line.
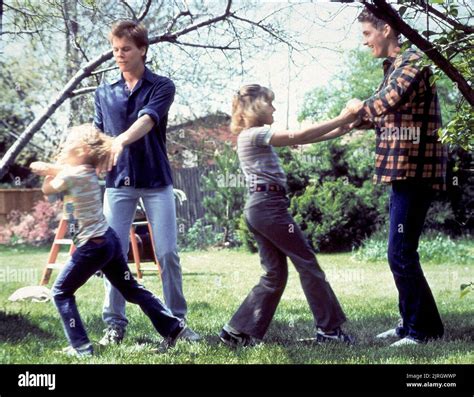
[388, 180, 444, 341]
[52, 228, 182, 348]
[102, 185, 187, 329]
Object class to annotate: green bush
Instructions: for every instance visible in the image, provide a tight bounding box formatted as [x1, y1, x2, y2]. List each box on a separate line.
[236, 213, 258, 253]
[177, 218, 223, 251]
[291, 179, 384, 252]
[201, 143, 246, 246]
[353, 233, 474, 264]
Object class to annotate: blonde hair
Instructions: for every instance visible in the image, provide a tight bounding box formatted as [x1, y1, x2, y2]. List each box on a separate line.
[231, 84, 275, 134]
[65, 124, 112, 168]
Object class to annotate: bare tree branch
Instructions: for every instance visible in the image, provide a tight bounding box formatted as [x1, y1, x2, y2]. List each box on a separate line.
[230, 14, 295, 50]
[174, 40, 238, 50]
[417, 0, 474, 35]
[70, 86, 97, 97]
[0, 0, 235, 178]
[91, 64, 119, 75]
[120, 0, 137, 21]
[137, 0, 153, 22]
[4, 3, 37, 17]
[0, 121, 44, 152]
[0, 50, 112, 178]
[165, 1, 192, 34]
[0, 29, 41, 35]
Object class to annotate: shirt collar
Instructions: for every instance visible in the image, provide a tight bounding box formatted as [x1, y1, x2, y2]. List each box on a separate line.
[383, 47, 402, 71]
[111, 66, 157, 86]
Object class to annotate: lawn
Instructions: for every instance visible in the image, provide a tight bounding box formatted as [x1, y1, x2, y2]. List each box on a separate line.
[0, 244, 473, 364]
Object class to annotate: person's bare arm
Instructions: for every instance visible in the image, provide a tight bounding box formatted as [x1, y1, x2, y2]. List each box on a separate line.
[270, 103, 360, 147]
[270, 108, 358, 147]
[30, 161, 64, 177]
[41, 175, 62, 195]
[309, 124, 352, 143]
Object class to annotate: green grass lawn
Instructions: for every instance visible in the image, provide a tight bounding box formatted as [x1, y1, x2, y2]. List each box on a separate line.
[0, 244, 473, 364]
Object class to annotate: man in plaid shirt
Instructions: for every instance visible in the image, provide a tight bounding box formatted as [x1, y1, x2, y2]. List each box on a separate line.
[340, 8, 447, 346]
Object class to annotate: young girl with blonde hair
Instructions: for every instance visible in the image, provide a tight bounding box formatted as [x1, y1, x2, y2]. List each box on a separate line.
[31, 124, 189, 356]
[219, 84, 358, 346]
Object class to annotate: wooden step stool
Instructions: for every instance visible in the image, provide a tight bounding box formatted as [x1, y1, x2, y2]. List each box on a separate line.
[40, 216, 161, 286]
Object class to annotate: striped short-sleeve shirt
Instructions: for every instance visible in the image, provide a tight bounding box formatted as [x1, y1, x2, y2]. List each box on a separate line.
[237, 126, 287, 191]
[51, 165, 108, 247]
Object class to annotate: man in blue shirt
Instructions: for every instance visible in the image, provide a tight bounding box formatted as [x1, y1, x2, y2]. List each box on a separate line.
[94, 20, 200, 344]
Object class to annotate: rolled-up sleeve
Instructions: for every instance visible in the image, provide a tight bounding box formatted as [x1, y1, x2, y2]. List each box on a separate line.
[361, 56, 422, 120]
[93, 88, 104, 131]
[137, 78, 175, 126]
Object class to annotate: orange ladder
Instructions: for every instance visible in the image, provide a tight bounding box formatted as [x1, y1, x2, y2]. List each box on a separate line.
[40, 213, 161, 285]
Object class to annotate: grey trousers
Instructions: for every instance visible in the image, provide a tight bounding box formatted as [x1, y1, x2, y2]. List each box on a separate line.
[229, 192, 347, 339]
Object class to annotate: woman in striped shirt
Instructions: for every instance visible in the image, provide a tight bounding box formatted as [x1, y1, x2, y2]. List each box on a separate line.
[219, 84, 359, 347]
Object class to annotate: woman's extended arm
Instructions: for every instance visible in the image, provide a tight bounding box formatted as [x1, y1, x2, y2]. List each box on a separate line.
[270, 106, 358, 147]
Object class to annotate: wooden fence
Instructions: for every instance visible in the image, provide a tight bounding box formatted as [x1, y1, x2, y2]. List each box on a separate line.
[0, 189, 45, 225]
[171, 165, 217, 227]
[0, 167, 216, 227]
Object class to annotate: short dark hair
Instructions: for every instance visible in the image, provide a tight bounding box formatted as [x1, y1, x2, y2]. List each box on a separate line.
[109, 20, 149, 62]
[357, 7, 400, 39]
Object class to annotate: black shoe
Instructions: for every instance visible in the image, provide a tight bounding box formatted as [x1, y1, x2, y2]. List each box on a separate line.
[219, 325, 255, 348]
[315, 327, 355, 345]
[156, 321, 187, 353]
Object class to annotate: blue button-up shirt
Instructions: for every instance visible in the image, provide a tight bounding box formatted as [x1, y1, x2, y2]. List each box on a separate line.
[94, 67, 175, 188]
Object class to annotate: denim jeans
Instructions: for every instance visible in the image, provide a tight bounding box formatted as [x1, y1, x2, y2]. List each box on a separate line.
[388, 180, 444, 341]
[102, 185, 187, 328]
[229, 192, 347, 339]
[52, 227, 182, 349]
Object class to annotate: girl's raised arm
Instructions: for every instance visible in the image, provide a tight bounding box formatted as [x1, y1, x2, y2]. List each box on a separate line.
[270, 107, 357, 147]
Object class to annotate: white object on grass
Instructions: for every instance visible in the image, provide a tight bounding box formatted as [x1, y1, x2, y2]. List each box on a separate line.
[8, 286, 52, 303]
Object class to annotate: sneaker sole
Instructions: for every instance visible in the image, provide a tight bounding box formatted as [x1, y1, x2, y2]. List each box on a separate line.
[219, 335, 238, 348]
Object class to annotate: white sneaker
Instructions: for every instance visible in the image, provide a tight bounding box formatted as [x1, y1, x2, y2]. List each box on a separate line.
[389, 337, 420, 347]
[57, 342, 94, 357]
[99, 325, 125, 346]
[376, 328, 399, 339]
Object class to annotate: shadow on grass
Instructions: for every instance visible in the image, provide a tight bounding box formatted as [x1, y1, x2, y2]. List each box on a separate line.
[266, 309, 474, 346]
[183, 272, 223, 277]
[0, 311, 55, 343]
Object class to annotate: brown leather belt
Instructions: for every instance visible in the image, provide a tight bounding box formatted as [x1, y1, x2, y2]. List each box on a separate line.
[250, 183, 285, 193]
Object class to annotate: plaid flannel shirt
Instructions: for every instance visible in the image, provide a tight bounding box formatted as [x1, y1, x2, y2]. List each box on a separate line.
[360, 48, 448, 190]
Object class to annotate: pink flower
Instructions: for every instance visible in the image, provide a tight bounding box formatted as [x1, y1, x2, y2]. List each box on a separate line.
[1, 199, 62, 246]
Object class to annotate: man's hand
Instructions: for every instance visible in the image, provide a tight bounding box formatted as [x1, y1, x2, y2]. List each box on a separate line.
[348, 117, 363, 129]
[30, 161, 55, 176]
[338, 104, 359, 124]
[345, 98, 364, 114]
[107, 135, 126, 171]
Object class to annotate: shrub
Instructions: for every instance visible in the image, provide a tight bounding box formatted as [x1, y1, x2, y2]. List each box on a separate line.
[201, 143, 246, 245]
[0, 199, 62, 246]
[236, 213, 258, 253]
[178, 218, 223, 251]
[353, 233, 474, 264]
[291, 179, 384, 252]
